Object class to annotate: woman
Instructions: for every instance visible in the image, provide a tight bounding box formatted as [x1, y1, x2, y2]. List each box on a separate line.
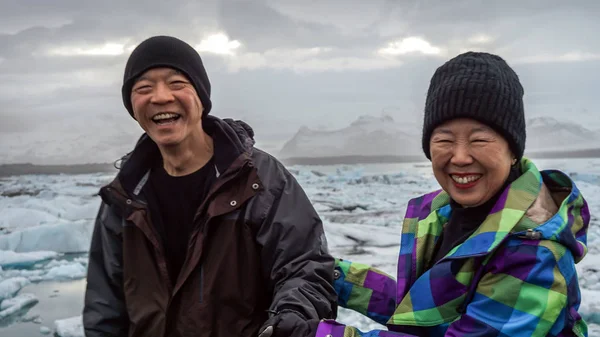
[314, 52, 590, 337]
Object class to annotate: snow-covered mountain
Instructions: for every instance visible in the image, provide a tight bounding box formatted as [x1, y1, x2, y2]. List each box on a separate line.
[526, 117, 600, 151]
[280, 115, 600, 159]
[279, 115, 422, 158]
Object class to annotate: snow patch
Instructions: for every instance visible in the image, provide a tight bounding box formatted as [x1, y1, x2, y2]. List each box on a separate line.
[280, 115, 600, 159]
[279, 115, 422, 158]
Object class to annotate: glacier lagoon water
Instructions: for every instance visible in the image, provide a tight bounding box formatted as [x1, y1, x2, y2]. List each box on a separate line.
[1, 159, 599, 336]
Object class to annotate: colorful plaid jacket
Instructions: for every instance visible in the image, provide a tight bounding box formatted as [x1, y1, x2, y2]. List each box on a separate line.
[316, 158, 590, 337]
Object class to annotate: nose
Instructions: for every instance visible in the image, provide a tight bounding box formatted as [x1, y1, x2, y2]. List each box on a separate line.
[450, 143, 474, 166]
[150, 82, 174, 104]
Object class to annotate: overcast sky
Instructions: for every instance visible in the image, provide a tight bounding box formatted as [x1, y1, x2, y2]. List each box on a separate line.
[1, 0, 599, 164]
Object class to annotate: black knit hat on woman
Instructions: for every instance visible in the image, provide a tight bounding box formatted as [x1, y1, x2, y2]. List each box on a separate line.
[422, 51, 525, 160]
[122, 35, 212, 118]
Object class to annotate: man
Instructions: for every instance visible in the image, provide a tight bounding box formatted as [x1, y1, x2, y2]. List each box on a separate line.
[83, 35, 337, 337]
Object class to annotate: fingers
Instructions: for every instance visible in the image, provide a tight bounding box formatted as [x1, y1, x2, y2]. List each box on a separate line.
[258, 325, 274, 337]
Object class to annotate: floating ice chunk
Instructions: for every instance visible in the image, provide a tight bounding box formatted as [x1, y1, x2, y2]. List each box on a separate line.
[22, 312, 40, 323]
[0, 277, 29, 301]
[0, 292, 38, 319]
[43, 262, 87, 281]
[54, 315, 84, 337]
[0, 250, 60, 268]
[589, 323, 600, 335]
[576, 254, 600, 290]
[0, 221, 93, 253]
[44, 259, 73, 269]
[73, 257, 88, 266]
[0, 268, 45, 282]
[325, 166, 365, 183]
[0, 208, 62, 231]
[337, 307, 386, 331]
[40, 325, 52, 334]
[579, 288, 600, 325]
[0, 292, 35, 310]
[568, 172, 600, 185]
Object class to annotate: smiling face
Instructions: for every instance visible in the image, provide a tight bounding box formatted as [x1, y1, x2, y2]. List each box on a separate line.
[130, 67, 204, 147]
[429, 118, 515, 207]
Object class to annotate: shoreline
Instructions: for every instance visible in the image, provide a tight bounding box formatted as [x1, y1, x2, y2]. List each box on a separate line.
[281, 148, 600, 166]
[0, 163, 117, 177]
[1, 147, 599, 176]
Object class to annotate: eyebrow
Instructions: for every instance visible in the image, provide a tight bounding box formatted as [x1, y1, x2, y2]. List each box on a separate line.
[471, 126, 492, 133]
[432, 126, 492, 136]
[135, 69, 182, 83]
[432, 128, 453, 135]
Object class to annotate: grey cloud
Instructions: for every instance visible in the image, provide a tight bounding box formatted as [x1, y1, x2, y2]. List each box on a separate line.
[0, 0, 599, 164]
[379, 0, 599, 26]
[0, 0, 222, 60]
[218, 0, 348, 50]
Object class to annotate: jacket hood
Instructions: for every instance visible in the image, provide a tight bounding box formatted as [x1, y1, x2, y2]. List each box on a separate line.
[523, 169, 589, 263]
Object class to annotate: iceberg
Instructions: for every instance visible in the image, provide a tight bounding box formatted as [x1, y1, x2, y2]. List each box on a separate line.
[43, 263, 87, 281]
[0, 277, 30, 302]
[0, 250, 59, 268]
[0, 221, 93, 253]
[0, 293, 38, 320]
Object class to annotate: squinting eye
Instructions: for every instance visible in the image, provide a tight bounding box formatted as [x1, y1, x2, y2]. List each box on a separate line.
[134, 85, 151, 92]
[170, 81, 187, 88]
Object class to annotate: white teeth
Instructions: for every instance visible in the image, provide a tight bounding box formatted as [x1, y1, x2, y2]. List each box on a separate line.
[451, 175, 481, 184]
[152, 113, 179, 121]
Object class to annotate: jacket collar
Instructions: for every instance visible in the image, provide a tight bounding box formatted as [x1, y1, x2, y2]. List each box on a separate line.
[411, 158, 541, 265]
[104, 116, 256, 200]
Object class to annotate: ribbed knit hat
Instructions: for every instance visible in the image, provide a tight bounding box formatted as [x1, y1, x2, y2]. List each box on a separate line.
[422, 51, 525, 160]
[122, 35, 212, 118]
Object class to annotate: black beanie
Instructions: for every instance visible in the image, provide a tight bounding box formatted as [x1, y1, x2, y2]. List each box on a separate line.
[422, 51, 525, 160]
[122, 35, 212, 118]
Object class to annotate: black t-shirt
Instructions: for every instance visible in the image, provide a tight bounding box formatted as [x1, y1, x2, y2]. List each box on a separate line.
[147, 157, 216, 283]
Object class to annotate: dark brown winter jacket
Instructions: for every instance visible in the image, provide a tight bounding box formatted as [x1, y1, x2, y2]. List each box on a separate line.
[82, 116, 337, 337]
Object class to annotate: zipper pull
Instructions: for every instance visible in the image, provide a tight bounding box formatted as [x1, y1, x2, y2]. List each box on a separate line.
[525, 229, 541, 240]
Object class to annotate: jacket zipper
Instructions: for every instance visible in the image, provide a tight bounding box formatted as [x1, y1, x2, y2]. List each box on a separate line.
[168, 160, 253, 312]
